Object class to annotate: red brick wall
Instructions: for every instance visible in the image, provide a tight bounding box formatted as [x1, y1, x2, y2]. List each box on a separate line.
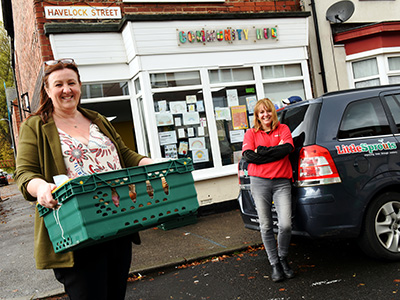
[12, 0, 42, 124]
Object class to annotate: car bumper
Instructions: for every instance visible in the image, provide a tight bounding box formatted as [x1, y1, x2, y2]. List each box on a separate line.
[238, 184, 361, 239]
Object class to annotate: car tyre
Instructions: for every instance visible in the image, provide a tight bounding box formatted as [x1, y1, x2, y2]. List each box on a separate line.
[359, 192, 400, 261]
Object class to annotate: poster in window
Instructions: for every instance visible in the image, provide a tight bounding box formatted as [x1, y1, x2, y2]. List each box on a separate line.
[170, 101, 187, 114]
[186, 95, 197, 104]
[174, 117, 182, 127]
[189, 137, 206, 150]
[165, 144, 178, 159]
[231, 105, 249, 130]
[159, 130, 177, 146]
[226, 89, 239, 107]
[198, 126, 205, 136]
[156, 113, 174, 126]
[158, 100, 167, 112]
[200, 117, 207, 127]
[178, 128, 185, 138]
[192, 149, 209, 163]
[187, 127, 195, 137]
[197, 101, 205, 112]
[183, 112, 200, 125]
[215, 107, 231, 121]
[230, 129, 245, 143]
[246, 96, 257, 114]
[178, 141, 188, 155]
[249, 115, 255, 128]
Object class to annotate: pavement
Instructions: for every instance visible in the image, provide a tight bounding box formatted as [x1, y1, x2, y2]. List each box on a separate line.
[0, 182, 263, 300]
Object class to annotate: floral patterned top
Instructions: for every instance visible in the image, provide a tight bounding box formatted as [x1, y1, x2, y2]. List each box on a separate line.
[58, 123, 122, 179]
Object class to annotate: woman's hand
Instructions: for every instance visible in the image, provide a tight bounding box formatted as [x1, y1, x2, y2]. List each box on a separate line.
[27, 178, 58, 209]
[138, 157, 155, 166]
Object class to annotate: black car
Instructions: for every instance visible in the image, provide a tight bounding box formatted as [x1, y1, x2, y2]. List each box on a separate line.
[0, 171, 9, 185]
[238, 85, 400, 260]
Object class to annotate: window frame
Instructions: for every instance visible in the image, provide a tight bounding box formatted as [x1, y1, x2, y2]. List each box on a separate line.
[347, 50, 400, 88]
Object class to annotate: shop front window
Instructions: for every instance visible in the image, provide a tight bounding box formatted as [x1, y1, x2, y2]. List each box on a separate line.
[261, 64, 305, 108]
[212, 85, 257, 166]
[150, 71, 201, 88]
[263, 81, 305, 109]
[153, 89, 213, 170]
[81, 81, 129, 99]
[261, 64, 302, 79]
[209, 68, 254, 84]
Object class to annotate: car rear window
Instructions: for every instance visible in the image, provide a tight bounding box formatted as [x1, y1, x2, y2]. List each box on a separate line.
[338, 97, 391, 139]
[278, 105, 309, 134]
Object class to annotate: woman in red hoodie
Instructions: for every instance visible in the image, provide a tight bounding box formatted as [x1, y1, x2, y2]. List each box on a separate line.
[242, 98, 295, 282]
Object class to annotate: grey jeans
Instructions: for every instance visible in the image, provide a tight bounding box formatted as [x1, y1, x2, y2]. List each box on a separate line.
[250, 176, 292, 265]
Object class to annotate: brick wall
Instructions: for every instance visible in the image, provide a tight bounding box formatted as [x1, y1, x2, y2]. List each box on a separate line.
[11, 0, 42, 126]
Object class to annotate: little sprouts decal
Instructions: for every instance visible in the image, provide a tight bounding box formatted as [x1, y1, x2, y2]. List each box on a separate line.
[336, 139, 398, 156]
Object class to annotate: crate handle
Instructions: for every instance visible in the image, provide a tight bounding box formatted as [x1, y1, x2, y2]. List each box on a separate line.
[53, 204, 66, 241]
[142, 158, 193, 179]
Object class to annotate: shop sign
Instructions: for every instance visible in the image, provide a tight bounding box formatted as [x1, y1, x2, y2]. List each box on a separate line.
[44, 6, 122, 19]
[177, 27, 278, 45]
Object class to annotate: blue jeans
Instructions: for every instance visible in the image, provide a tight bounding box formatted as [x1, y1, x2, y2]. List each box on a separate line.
[250, 176, 292, 265]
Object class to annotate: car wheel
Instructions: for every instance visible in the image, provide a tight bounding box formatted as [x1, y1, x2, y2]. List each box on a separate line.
[359, 192, 400, 261]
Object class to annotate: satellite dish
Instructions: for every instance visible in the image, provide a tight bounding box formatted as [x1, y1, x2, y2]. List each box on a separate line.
[326, 0, 355, 24]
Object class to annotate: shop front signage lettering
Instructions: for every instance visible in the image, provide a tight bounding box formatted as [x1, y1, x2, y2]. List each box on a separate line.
[335, 141, 397, 155]
[178, 27, 278, 44]
[45, 6, 122, 19]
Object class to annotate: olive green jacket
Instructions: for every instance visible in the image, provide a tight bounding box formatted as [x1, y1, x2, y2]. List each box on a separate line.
[15, 107, 145, 269]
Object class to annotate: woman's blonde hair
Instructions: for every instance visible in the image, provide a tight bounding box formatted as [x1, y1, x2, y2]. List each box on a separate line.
[253, 98, 279, 132]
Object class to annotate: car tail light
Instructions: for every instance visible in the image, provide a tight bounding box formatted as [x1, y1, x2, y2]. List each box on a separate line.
[297, 145, 341, 187]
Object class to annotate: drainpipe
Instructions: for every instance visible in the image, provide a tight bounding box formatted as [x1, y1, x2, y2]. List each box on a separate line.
[310, 0, 328, 93]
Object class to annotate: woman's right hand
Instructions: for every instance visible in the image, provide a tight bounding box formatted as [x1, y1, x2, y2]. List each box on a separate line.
[36, 182, 58, 208]
[27, 178, 58, 209]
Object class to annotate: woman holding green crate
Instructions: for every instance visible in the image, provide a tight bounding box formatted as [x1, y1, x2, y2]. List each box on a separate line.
[15, 58, 153, 300]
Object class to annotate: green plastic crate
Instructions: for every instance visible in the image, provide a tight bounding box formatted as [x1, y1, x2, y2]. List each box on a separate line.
[38, 158, 198, 253]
